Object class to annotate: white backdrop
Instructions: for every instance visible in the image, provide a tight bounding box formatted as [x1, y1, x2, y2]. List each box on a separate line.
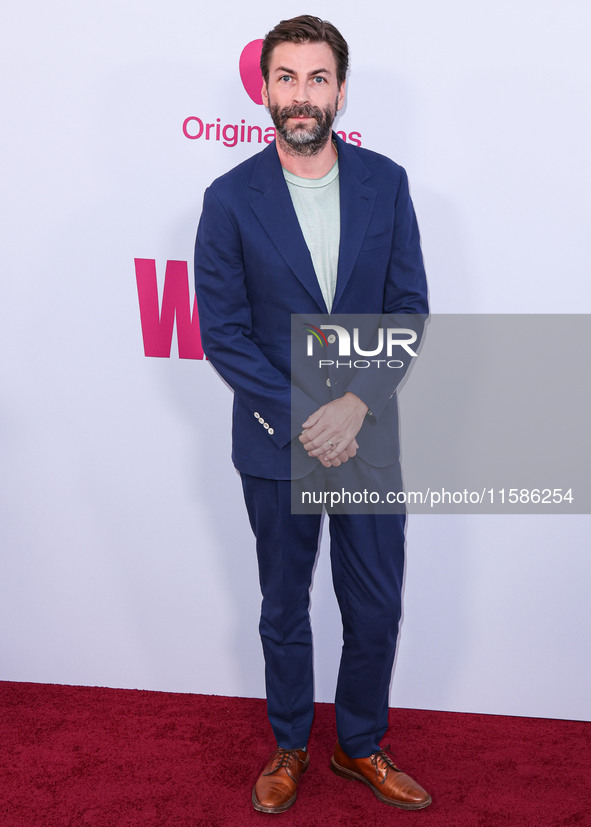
[1, 1, 590, 721]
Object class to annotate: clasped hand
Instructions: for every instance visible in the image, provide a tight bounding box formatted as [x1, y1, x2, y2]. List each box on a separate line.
[299, 392, 368, 468]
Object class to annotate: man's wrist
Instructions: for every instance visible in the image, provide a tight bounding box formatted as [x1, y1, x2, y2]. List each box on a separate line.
[343, 392, 369, 416]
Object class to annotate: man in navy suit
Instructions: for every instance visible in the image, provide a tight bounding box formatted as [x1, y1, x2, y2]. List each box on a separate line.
[195, 15, 431, 813]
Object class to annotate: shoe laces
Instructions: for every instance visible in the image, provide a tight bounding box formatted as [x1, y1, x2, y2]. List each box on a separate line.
[265, 748, 305, 782]
[370, 746, 401, 784]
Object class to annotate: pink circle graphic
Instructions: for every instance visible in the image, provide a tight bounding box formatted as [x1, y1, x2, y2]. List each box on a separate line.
[239, 39, 264, 105]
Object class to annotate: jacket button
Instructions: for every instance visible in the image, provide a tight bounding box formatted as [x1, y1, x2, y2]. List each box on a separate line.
[263, 422, 269, 429]
[258, 417, 265, 424]
[254, 411, 260, 418]
[326, 378, 332, 387]
[268, 428, 274, 435]
[327, 334, 336, 344]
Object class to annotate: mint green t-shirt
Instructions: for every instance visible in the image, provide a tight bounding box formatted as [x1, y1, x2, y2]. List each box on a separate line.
[283, 159, 340, 312]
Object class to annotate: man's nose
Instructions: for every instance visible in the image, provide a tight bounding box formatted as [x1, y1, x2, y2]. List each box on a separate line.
[292, 79, 309, 103]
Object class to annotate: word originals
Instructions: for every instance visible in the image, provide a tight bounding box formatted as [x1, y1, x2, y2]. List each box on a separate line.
[318, 359, 404, 369]
[307, 325, 418, 358]
[183, 117, 362, 148]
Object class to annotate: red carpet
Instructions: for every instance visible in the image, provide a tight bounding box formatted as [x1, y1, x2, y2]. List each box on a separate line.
[1, 682, 589, 826]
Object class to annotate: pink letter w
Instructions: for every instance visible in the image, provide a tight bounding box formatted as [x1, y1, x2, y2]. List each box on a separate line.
[134, 258, 205, 359]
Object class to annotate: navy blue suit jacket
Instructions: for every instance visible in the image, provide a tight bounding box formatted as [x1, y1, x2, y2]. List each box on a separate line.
[194, 134, 428, 479]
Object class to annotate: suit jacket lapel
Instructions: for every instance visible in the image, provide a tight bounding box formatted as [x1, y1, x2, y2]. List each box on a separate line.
[333, 137, 377, 311]
[247, 137, 377, 314]
[248, 143, 328, 312]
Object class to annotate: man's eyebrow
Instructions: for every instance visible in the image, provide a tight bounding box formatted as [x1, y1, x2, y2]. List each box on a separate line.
[273, 66, 332, 76]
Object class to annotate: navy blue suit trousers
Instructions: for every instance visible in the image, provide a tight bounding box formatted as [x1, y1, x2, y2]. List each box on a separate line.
[241, 460, 405, 758]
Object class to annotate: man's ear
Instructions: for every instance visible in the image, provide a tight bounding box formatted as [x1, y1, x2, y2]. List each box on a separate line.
[336, 80, 346, 112]
[261, 81, 269, 108]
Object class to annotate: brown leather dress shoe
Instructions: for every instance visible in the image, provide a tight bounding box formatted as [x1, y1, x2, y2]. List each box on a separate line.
[331, 741, 431, 810]
[252, 747, 310, 813]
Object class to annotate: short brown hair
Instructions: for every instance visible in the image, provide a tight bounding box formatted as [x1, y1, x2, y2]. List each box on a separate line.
[260, 15, 349, 88]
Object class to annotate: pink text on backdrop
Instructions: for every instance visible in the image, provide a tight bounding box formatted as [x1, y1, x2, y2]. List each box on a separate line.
[135, 258, 206, 360]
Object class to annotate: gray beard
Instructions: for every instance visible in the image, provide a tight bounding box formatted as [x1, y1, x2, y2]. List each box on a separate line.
[270, 102, 336, 157]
